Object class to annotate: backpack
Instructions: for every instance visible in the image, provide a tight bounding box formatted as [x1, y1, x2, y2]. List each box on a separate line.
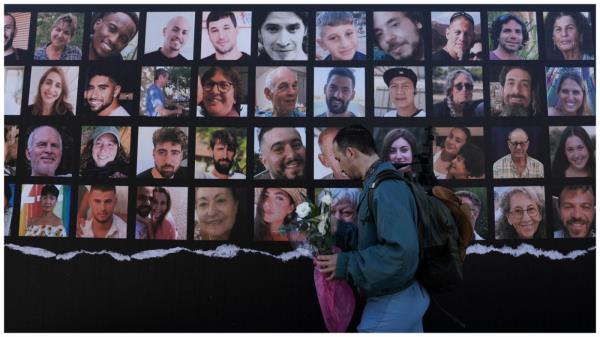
[367, 169, 473, 294]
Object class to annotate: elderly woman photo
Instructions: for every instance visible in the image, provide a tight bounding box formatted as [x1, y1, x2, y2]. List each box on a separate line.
[381, 128, 418, 173]
[495, 186, 546, 240]
[318, 188, 360, 226]
[447, 142, 485, 179]
[432, 69, 484, 118]
[551, 126, 595, 178]
[26, 67, 74, 116]
[433, 127, 471, 179]
[23, 184, 67, 237]
[254, 187, 305, 241]
[194, 187, 242, 241]
[198, 66, 244, 117]
[34, 13, 82, 60]
[547, 71, 593, 116]
[79, 126, 129, 179]
[544, 11, 594, 60]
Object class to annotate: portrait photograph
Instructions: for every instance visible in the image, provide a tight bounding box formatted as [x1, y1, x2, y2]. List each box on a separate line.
[454, 187, 488, 240]
[256, 11, 309, 61]
[431, 66, 484, 118]
[23, 125, 73, 177]
[4, 125, 19, 176]
[488, 64, 543, 117]
[315, 11, 367, 61]
[494, 185, 546, 240]
[88, 12, 139, 61]
[79, 126, 131, 179]
[372, 11, 425, 61]
[253, 127, 306, 180]
[315, 188, 361, 226]
[76, 185, 128, 239]
[197, 66, 248, 117]
[200, 11, 251, 61]
[487, 11, 539, 60]
[254, 187, 307, 241]
[546, 67, 595, 116]
[81, 62, 137, 117]
[5, 12, 31, 62]
[548, 125, 595, 179]
[374, 66, 426, 117]
[140, 66, 191, 117]
[136, 126, 189, 179]
[432, 127, 485, 180]
[490, 126, 545, 179]
[144, 11, 195, 61]
[27, 66, 79, 116]
[195, 127, 247, 179]
[194, 187, 248, 241]
[313, 67, 365, 117]
[314, 127, 349, 180]
[134, 186, 187, 240]
[19, 184, 70, 237]
[373, 127, 429, 175]
[543, 11, 594, 61]
[4, 66, 24, 115]
[551, 185, 595, 239]
[431, 11, 481, 62]
[255, 66, 306, 117]
[34, 12, 84, 61]
[5, 184, 15, 236]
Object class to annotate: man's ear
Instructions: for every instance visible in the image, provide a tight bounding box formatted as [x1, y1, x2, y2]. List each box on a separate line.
[316, 38, 326, 50]
[259, 153, 267, 167]
[93, 18, 102, 32]
[318, 153, 328, 167]
[163, 27, 166, 37]
[350, 89, 356, 101]
[445, 27, 450, 40]
[264, 87, 272, 101]
[114, 85, 122, 98]
[25, 148, 31, 161]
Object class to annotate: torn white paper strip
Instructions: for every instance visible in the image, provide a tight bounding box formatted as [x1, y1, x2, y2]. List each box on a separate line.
[5, 243, 595, 262]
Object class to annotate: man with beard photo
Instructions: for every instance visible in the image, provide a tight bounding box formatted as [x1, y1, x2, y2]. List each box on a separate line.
[5, 13, 29, 62]
[496, 66, 537, 117]
[432, 12, 476, 62]
[137, 127, 187, 179]
[196, 129, 246, 179]
[489, 13, 528, 60]
[145, 14, 192, 62]
[201, 11, 250, 61]
[554, 185, 595, 238]
[316, 67, 360, 117]
[254, 127, 306, 180]
[85, 66, 130, 116]
[372, 11, 424, 61]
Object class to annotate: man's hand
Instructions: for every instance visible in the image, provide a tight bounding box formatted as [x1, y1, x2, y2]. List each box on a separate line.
[316, 254, 338, 281]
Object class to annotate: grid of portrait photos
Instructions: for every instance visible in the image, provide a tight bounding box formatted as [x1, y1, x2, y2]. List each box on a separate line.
[4, 6, 595, 243]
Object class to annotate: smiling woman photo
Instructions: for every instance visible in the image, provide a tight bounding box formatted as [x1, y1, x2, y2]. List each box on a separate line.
[27, 66, 74, 116]
[495, 186, 546, 240]
[194, 187, 241, 240]
[551, 126, 595, 178]
[34, 13, 82, 60]
[198, 66, 244, 117]
[254, 187, 305, 241]
[547, 71, 592, 116]
[544, 11, 594, 60]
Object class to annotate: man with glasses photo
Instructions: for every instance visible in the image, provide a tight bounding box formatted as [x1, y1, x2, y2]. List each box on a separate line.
[493, 128, 544, 178]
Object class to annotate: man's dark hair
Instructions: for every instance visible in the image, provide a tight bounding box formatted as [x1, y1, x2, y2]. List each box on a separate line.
[154, 68, 168, 82]
[206, 11, 237, 29]
[326, 67, 355, 88]
[257, 127, 274, 149]
[200, 66, 244, 113]
[257, 11, 308, 30]
[333, 125, 377, 156]
[499, 65, 533, 87]
[88, 63, 120, 85]
[41, 185, 60, 198]
[210, 129, 238, 153]
[559, 185, 595, 205]
[152, 127, 188, 158]
[90, 185, 117, 193]
[94, 12, 139, 34]
[457, 142, 484, 177]
[490, 13, 529, 49]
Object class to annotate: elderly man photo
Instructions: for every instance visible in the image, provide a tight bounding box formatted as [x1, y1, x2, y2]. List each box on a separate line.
[138, 127, 187, 179]
[202, 11, 250, 61]
[493, 128, 544, 178]
[88, 12, 139, 60]
[85, 66, 130, 116]
[145, 14, 191, 61]
[26, 125, 69, 177]
[316, 67, 359, 118]
[196, 129, 246, 179]
[144, 68, 182, 117]
[432, 12, 476, 61]
[489, 13, 528, 60]
[497, 66, 536, 117]
[78, 185, 126, 239]
[316, 127, 348, 180]
[382, 67, 425, 117]
[5, 13, 29, 61]
[373, 11, 424, 61]
[554, 185, 595, 238]
[255, 127, 306, 180]
[257, 67, 305, 117]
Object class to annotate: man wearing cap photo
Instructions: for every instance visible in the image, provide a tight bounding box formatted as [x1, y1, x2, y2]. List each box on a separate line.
[382, 67, 425, 117]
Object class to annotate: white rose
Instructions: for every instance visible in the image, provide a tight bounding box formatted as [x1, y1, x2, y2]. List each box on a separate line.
[296, 202, 311, 218]
[318, 220, 327, 235]
[320, 193, 332, 206]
